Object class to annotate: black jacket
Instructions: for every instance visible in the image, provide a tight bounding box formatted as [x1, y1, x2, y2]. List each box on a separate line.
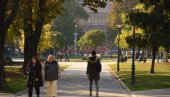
[44, 61, 59, 81]
[86, 56, 102, 80]
[27, 62, 43, 87]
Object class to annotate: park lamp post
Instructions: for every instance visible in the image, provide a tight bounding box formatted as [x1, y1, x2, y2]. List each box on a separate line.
[115, 24, 123, 72]
[52, 33, 57, 60]
[131, 8, 139, 85]
[74, 24, 78, 58]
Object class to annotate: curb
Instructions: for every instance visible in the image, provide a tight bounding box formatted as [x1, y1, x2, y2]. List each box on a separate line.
[106, 64, 137, 97]
[0, 89, 27, 97]
[14, 89, 27, 97]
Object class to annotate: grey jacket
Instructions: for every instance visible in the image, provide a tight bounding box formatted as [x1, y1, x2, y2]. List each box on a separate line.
[44, 61, 59, 81]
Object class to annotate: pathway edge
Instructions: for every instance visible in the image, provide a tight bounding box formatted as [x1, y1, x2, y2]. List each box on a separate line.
[105, 63, 137, 97]
[14, 89, 27, 97]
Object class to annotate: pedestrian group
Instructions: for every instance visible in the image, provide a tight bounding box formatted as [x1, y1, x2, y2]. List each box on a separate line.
[25, 50, 102, 97]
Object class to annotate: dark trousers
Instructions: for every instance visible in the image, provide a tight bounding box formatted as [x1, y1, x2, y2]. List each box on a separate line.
[28, 85, 40, 97]
[89, 80, 99, 95]
[65, 57, 69, 62]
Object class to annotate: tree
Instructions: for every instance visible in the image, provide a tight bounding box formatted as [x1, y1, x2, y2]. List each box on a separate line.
[78, 29, 106, 49]
[21, 0, 64, 72]
[52, 0, 88, 47]
[106, 0, 139, 46]
[0, 0, 19, 90]
[78, 35, 88, 50]
[37, 24, 53, 54]
[122, 0, 170, 73]
[107, 0, 139, 29]
[114, 28, 145, 49]
[51, 32, 65, 51]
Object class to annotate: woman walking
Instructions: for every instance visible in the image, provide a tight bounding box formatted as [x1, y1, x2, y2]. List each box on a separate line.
[26, 56, 43, 97]
[86, 50, 102, 97]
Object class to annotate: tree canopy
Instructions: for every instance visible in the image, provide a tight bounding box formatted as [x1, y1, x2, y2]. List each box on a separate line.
[52, 0, 88, 46]
[122, 0, 170, 73]
[78, 29, 106, 49]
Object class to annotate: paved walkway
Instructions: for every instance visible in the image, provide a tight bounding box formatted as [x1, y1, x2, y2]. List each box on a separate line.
[16, 62, 129, 97]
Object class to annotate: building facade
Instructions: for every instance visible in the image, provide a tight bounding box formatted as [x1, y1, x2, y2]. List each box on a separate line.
[78, 2, 112, 32]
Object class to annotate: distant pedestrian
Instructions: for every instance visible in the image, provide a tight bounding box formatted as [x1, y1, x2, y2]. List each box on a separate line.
[44, 54, 60, 97]
[59, 52, 63, 62]
[86, 50, 102, 97]
[56, 52, 59, 61]
[64, 50, 69, 62]
[26, 56, 43, 97]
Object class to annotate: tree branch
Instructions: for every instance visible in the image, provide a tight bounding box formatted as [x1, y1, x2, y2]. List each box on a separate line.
[33, 0, 46, 52]
[4, 0, 19, 30]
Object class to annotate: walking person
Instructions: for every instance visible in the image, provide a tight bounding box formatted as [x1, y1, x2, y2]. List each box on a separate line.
[44, 54, 60, 97]
[64, 50, 69, 62]
[86, 50, 102, 97]
[26, 56, 43, 97]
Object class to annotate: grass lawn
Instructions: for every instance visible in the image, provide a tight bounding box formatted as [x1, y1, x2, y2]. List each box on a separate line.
[0, 64, 69, 94]
[109, 61, 170, 91]
[0, 67, 26, 93]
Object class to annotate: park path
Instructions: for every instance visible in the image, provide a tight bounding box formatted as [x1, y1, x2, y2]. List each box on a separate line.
[17, 62, 129, 97]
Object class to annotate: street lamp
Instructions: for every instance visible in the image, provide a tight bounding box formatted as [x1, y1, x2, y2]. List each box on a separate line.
[131, 8, 139, 84]
[74, 24, 78, 58]
[115, 24, 123, 72]
[52, 33, 57, 60]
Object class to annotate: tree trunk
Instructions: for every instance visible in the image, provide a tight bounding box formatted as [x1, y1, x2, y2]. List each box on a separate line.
[22, 0, 45, 72]
[22, 34, 35, 73]
[0, 0, 19, 90]
[0, 29, 8, 90]
[150, 46, 157, 74]
[32, 0, 45, 52]
[21, 0, 34, 73]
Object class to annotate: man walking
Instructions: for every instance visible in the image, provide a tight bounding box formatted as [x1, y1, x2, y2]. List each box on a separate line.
[44, 54, 60, 97]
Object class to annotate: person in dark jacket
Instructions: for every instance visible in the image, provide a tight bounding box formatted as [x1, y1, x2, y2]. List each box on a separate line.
[86, 50, 102, 97]
[26, 56, 43, 97]
[64, 50, 69, 62]
[44, 54, 60, 97]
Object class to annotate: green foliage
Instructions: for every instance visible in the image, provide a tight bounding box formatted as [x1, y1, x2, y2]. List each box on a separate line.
[38, 24, 66, 53]
[52, 0, 88, 46]
[107, 0, 139, 28]
[124, 1, 170, 49]
[51, 32, 65, 49]
[78, 35, 87, 50]
[106, 0, 139, 46]
[78, 29, 106, 49]
[121, 0, 170, 73]
[38, 24, 53, 53]
[115, 28, 144, 49]
[5, 28, 21, 47]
